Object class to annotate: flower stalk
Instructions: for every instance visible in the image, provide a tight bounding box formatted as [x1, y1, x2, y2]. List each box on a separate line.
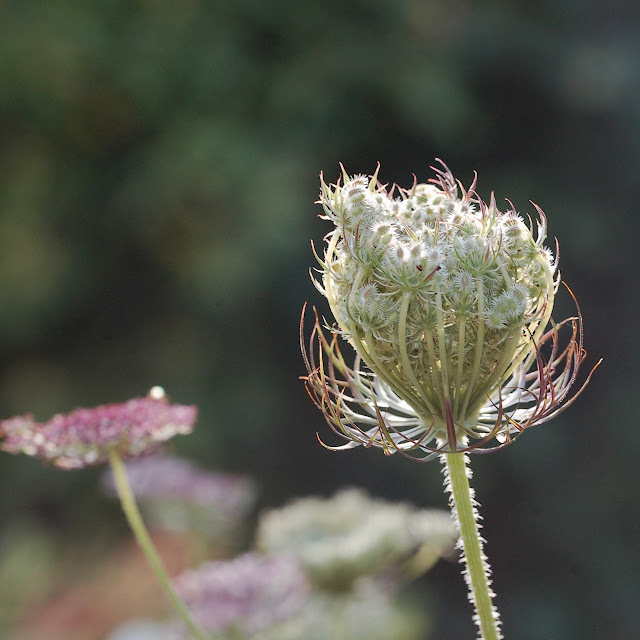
[108, 450, 209, 640]
[444, 452, 501, 640]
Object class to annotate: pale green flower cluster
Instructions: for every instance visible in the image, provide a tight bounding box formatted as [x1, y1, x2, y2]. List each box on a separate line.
[315, 164, 557, 444]
[256, 488, 456, 592]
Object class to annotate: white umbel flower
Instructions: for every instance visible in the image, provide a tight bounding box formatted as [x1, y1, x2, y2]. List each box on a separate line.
[256, 488, 456, 591]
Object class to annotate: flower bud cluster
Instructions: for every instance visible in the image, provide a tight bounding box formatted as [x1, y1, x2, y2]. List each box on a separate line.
[310, 163, 566, 453]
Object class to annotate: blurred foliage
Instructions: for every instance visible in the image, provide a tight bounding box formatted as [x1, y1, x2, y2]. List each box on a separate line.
[0, 0, 637, 638]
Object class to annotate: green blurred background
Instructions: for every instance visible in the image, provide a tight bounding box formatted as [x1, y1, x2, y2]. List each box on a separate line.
[0, 1, 635, 638]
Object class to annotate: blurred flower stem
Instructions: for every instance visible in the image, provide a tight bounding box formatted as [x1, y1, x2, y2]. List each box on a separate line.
[445, 452, 501, 640]
[108, 450, 209, 640]
[335, 598, 350, 640]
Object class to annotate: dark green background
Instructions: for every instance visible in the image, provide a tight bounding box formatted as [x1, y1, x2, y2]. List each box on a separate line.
[0, 1, 635, 638]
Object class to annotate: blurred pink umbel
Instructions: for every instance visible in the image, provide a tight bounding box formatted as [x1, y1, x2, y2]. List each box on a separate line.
[171, 553, 310, 638]
[102, 454, 257, 545]
[0, 387, 197, 470]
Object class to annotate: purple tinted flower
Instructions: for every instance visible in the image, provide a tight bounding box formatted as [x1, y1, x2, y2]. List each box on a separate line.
[102, 455, 257, 540]
[104, 455, 255, 516]
[172, 553, 310, 636]
[0, 387, 197, 470]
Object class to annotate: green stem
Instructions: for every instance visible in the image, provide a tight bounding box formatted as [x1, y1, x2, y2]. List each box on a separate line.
[444, 452, 502, 640]
[108, 450, 210, 640]
[334, 595, 350, 640]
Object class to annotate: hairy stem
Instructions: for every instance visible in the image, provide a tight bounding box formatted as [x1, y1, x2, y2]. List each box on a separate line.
[443, 452, 502, 640]
[108, 450, 210, 640]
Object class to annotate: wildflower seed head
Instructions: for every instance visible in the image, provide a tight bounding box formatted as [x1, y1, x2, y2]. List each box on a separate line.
[304, 162, 596, 460]
[319, 164, 554, 425]
[0, 389, 197, 469]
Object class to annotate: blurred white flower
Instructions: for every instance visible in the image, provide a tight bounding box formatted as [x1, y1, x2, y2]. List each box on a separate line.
[256, 488, 456, 591]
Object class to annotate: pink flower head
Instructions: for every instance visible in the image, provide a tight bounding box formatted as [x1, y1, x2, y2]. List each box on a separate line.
[0, 387, 197, 470]
[103, 455, 255, 514]
[172, 553, 310, 636]
[101, 455, 257, 541]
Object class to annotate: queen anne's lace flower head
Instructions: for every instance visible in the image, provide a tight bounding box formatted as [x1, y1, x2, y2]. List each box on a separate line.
[0, 387, 197, 469]
[303, 162, 598, 461]
[256, 488, 456, 592]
